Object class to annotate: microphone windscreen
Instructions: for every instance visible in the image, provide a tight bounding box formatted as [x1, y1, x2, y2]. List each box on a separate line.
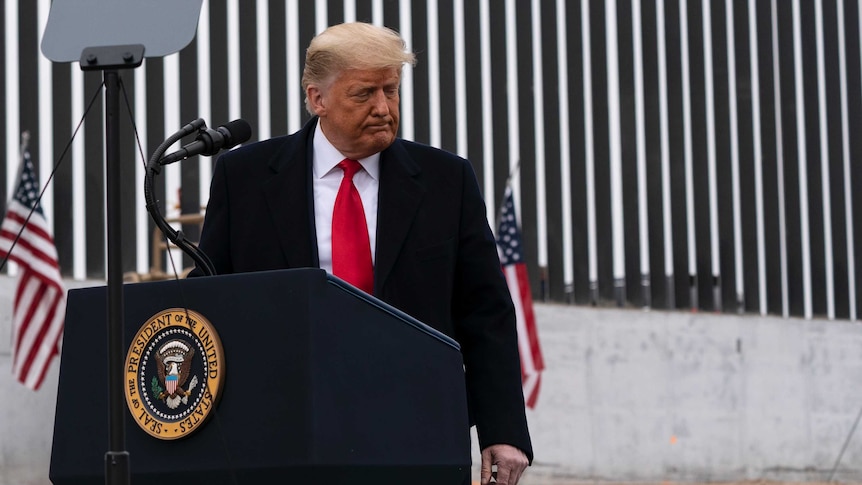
[223, 119, 253, 147]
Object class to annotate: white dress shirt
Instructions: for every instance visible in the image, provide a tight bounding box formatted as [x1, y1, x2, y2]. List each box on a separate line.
[312, 123, 380, 274]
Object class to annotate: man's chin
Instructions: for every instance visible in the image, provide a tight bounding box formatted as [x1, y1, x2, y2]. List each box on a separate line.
[364, 133, 396, 151]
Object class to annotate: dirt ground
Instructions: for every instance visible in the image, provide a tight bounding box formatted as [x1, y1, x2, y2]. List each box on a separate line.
[506, 482, 839, 485]
[509, 482, 840, 485]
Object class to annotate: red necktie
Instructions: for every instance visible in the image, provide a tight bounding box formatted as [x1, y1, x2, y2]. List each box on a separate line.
[331, 158, 374, 294]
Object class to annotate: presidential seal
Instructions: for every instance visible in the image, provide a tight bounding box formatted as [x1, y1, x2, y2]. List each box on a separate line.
[124, 308, 225, 440]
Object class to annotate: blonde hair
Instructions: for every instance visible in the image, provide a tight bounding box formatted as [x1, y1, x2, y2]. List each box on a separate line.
[302, 22, 417, 114]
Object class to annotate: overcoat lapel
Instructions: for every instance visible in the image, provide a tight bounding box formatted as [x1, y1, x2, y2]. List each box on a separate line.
[262, 121, 318, 269]
[374, 140, 424, 293]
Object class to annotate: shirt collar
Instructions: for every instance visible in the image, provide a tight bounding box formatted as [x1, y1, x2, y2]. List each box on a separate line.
[312, 122, 380, 180]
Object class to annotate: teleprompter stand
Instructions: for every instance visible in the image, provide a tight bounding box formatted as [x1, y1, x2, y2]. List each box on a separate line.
[41, 2, 204, 484]
[49, 269, 471, 484]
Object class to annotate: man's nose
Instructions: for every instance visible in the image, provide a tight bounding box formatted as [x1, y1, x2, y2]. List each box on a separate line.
[370, 90, 390, 115]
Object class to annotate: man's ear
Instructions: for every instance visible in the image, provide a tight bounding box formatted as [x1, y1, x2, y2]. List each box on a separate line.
[306, 85, 326, 116]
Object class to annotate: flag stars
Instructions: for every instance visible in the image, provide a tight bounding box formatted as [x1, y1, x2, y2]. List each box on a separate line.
[495, 190, 526, 266]
[14, 155, 43, 213]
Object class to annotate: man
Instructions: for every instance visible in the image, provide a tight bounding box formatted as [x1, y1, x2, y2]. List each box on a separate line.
[193, 22, 532, 484]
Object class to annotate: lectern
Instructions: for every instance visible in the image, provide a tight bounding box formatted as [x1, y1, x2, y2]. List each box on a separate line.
[50, 268, 471, 484]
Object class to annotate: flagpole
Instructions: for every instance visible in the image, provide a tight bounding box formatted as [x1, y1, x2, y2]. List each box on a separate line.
[16, 131, 30, 189]
[505, 159, 521, 187]
[498, 160, 520, 223]
[20, 131, 30, 155]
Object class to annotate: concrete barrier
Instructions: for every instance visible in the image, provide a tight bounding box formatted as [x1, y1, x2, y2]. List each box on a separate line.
[516, 304, 862, 483]
[2, 275, 862, 484]
[0, 277, 95, 485]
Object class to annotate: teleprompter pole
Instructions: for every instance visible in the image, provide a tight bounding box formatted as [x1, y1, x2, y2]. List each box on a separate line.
[79, 44, 145, 485]
[103, 68, 130, 485]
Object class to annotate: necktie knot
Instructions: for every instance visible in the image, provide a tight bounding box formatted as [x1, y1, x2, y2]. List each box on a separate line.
[338, 158, 361, 180]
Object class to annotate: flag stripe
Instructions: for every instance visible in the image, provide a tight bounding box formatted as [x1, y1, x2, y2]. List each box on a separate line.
[515, 263, 544, 370]
[506, 263, 544, 409]
[0, 228, 61, 272]
[1, 223, 60, 259]
[18, 285, 63, 384]
[507, 265, 536, 374]
[1, 146, 66, 391]
[3, 207, 53, 239]
[21, 292, 63, 390]
[0, 239, 62, 287]
[13, 275, 48, 379]
[1, 201, 62, 279]
[11, 274, 39, 364]
[521, 367, 542, 409]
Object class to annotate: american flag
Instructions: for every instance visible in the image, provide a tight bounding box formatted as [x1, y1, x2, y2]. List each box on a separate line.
[496, 186, 544, 409]
[0, 143, 66, 391]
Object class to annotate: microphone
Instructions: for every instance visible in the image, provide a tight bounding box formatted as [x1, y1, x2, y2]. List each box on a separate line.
[160, 119, 252, 165]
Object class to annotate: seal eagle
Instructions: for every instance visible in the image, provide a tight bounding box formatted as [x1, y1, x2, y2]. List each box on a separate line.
[155, 340, 195, 407]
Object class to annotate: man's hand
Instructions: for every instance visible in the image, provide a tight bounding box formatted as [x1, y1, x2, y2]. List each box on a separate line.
[480, 444, 528, 484]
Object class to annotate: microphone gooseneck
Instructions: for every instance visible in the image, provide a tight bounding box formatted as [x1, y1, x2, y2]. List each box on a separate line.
[145, 118, 252, 277]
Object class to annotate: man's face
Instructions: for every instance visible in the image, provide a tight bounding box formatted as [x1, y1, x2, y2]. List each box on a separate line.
[307, 67, 401, 160]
